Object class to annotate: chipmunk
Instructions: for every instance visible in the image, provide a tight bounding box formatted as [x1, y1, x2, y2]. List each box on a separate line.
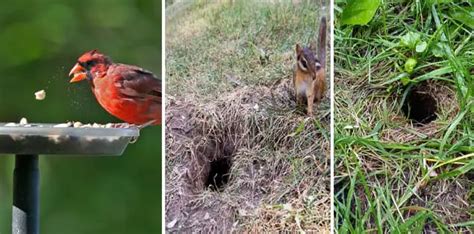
[293, 16, 326, 116]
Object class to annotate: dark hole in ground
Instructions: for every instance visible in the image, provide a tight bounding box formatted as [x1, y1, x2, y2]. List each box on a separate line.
[402, 86, 437, 125]
[205, 157, 232, 191]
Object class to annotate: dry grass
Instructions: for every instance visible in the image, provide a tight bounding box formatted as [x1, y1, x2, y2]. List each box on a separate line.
[166, 81, 330, 232]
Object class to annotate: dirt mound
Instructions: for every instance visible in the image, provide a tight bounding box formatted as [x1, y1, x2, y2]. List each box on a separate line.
[165, 80, 330, 232]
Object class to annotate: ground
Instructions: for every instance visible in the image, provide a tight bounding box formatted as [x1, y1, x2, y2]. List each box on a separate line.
[165, 1, 330, 232]
[334, 1, 473, 232]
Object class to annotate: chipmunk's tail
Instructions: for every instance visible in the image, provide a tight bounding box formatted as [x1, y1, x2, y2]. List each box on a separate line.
[318, 16, 327, 69]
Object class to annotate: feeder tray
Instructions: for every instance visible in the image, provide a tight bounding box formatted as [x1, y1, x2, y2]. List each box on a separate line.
[0, 122, 140, 234]
[0, 123, 140, 155]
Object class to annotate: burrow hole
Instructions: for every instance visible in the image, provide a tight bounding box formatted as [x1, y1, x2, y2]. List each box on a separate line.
[205, 157, 232, 191]
[402, 84, 438, 125]
[200, 138, 235, 192]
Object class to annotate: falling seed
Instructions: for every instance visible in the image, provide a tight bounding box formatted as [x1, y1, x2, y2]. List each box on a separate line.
[34, 90, 46, 100]
[19, 118, 28, 125]
[73, 122, 82, 128]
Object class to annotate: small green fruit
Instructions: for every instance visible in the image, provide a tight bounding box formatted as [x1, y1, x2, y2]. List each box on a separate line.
[404, 58, 417, 73]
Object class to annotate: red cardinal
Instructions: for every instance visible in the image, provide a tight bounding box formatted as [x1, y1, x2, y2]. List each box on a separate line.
[69, 50, 161, 126]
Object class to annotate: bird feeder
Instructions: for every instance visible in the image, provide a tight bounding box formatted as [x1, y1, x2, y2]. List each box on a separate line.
[0, 123, 139, 234]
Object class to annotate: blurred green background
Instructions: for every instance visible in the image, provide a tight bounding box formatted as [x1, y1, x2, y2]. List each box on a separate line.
[0, 0, 162, 233]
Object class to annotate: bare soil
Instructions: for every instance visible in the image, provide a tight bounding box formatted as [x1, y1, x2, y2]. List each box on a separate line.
[165, 79, 330, 232]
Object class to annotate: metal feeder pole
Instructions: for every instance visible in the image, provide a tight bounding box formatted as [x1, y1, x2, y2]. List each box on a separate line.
[12, 154, 39, 234]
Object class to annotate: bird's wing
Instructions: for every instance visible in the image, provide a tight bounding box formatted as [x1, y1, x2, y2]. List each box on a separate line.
[112, 64, 162, 104]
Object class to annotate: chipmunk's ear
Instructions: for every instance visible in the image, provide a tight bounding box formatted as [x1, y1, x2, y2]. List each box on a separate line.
[296, 44, 302, 54]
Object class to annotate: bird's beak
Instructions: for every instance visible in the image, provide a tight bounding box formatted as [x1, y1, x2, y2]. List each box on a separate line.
[69, 63, 86, 83]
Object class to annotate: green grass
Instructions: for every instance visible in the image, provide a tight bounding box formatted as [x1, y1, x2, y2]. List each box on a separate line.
[335, 0, 473, 232]
[166, 0, 323, 100]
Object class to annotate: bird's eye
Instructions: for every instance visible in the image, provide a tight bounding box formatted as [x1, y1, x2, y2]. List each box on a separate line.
[86, 60, 96, 67]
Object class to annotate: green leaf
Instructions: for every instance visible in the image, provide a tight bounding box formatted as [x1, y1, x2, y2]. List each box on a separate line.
[404, 58, 417, 73]
[415, 41, 427, 53]
[431, 42, 445, 58]
[400, 32, 421, 49]
[341, 0, 380, 25]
